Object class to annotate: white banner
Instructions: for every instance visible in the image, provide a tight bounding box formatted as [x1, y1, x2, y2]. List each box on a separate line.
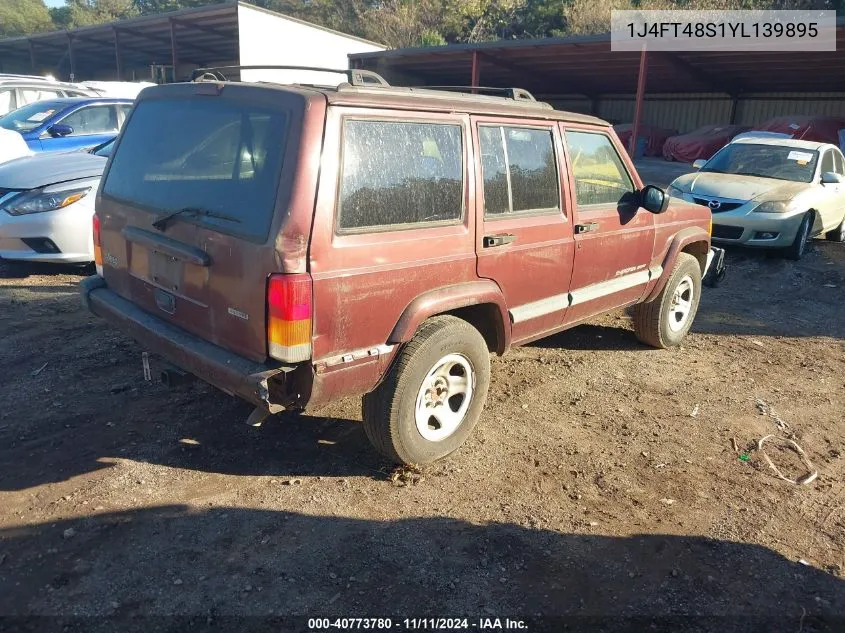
[611, 10, 836, 52]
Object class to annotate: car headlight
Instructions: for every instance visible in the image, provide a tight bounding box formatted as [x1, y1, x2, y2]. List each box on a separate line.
[0, 186, 92, 216]
[753, 200, 792, 214]
[667, 184, 685, 199]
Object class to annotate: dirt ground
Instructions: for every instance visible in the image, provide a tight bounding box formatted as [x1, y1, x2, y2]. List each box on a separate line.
[1, 237, 844, 632]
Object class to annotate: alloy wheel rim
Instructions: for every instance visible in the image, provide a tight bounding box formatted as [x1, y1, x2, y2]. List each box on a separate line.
[414, 353, 474, 442]
[668, 275, 695, 333]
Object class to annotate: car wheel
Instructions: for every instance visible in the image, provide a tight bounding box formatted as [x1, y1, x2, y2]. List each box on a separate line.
[826, 215, 845, 242]
[362, 315, 490, 465]
[783, 212, 812, 260]
[633, 253, 702, 349]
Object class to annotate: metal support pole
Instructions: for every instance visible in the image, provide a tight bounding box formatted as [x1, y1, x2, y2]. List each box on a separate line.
[169, 19, 178, 82]
[67, 33, 76, 82]
[728, 96, 739, 124]
[114, 29, 122, 80]
[629, 46, 648, 157]
[470, 50, 480, 94]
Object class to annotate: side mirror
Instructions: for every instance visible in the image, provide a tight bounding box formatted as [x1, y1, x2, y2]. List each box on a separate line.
[47, 123, 73, 137]
[692, 159, 707, 170]
[640, 184, 669, 214]
[821, 171, 843, 185]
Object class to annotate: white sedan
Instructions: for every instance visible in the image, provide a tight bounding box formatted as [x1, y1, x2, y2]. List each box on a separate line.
[0, 140, 112, 264]
[668, 137, 845, 260]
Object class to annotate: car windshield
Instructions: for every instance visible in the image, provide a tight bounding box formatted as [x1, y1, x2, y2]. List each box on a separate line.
[701, 143, 819, 183]
[0, 101, 64, 133]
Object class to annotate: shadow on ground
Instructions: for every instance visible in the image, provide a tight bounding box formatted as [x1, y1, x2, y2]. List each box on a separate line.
[0, 507, 842, 631]
[0, 390, 386, 491]
[0, 261, 92, 280]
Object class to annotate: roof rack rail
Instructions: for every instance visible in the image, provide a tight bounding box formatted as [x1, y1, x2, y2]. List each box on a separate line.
[191, 65, 389, 87]
[417, 86, 537, 102]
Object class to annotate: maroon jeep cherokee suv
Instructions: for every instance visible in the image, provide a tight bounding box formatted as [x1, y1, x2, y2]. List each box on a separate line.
[81, 68, 712, 464]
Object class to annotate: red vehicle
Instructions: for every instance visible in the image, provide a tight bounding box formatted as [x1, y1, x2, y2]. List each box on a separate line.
[663, 124, 750, 163]
[81, 68, 713, 464]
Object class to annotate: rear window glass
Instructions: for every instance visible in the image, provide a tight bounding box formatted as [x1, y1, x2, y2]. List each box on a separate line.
[338, 120, 463, 232]
[102, 98, 287, 242]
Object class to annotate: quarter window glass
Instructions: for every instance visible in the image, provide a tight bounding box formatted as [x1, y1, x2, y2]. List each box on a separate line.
[338, 120, 463, 231]
[0, 89, 13, 115]
[821, 150, 835, 175]
[60, 105, 119, 135]
[478, 125, 559, 216]
[565, 131, 634, 206]
[834, 151, 845, 176]
[18, 88, 61, 105]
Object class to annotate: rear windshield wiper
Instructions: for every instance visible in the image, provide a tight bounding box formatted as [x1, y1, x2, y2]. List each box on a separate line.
[152, 206, 242, 232]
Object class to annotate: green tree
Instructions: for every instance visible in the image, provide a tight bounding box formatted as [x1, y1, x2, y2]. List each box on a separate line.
[51, 0, 138, 29]
[0, 0, 53, 37]
[132, 0, 220, 15]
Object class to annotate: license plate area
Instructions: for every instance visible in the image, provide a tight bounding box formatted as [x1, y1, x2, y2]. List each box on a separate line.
[149, 251, 184, 293]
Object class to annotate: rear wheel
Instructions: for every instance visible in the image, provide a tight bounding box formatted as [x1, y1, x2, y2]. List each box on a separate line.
[633, 253, 702, 349]
[783, 212, 812, 260]
[826, 215, 845, 242]
[362, 315, 491, 465]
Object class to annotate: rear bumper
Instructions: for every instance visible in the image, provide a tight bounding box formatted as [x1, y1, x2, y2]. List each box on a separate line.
[80, 275, 295, 412]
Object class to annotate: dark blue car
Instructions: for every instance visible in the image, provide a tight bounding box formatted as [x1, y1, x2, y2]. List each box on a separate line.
[0, 97, 133, 154]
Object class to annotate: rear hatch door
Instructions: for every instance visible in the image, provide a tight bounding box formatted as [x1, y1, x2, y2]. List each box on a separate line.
[97, 83, 309, 362]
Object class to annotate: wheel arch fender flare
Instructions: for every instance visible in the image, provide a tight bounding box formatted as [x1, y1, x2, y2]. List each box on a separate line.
[645, 227, 711, 302]
[388, 281, 511, 355]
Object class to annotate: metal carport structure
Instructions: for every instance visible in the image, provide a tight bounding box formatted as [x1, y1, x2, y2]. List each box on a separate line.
[349, 20, 845, 153]
[0, 2, 383, 85]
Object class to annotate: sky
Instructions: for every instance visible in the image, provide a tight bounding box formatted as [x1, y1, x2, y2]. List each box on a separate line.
[44, 0, 66, 7]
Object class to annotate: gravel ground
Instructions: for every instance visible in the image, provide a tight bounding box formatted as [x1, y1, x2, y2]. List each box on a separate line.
[0, 240, 844, 632]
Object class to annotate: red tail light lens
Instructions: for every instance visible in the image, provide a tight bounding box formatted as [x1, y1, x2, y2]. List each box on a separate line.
[93, 214, 103, 275]
[267, 273, 312, 362]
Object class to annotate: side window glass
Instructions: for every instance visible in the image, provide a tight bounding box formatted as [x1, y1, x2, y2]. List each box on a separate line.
[821, 150, 835, 175]
[60, 105, 119, 136]
[478, 125, 559, 216]
[0, 89, 13, 115]
[118, 104, 133, 127]
[565, 130, 634, 206]
[338, 120, 463, 231]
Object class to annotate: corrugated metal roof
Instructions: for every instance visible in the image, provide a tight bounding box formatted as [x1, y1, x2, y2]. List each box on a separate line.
[351, 19, 845, 97]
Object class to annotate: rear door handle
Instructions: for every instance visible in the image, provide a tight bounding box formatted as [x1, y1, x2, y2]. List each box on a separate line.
[575, 222, 599, 234]
[484, 233, 516, 248]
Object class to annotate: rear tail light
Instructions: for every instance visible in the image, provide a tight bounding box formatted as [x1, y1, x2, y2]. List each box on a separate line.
[267, 273, 312, 363]
[93, 214, 103, 276]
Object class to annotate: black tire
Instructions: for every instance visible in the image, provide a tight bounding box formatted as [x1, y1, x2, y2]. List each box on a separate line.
[633, 253, 702, 349]
[362, 315, 491, 465]
[826, 215, 845, 242]
[783, 212, 812, 260]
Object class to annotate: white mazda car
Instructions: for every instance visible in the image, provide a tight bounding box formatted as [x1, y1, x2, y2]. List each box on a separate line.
[0, 139, 112, 264]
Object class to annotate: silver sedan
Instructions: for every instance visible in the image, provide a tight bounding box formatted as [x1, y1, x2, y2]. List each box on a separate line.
[668, 137, 845, 259]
